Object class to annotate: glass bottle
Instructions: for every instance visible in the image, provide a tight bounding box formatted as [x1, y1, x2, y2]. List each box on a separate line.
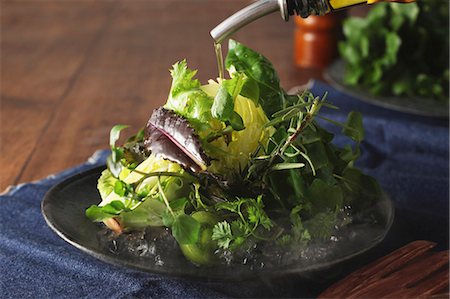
[210, 0, 413, 43]
[289, 0, 366, 18]
[286, 0, 413, 18]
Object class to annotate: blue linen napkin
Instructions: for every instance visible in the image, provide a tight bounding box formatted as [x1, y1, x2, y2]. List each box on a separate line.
[0, 151, 229, 299]
[1, 80, 448, 298]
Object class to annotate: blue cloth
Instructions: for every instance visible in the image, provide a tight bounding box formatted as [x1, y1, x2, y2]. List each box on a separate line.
[1, 81, 448, 298]
[312, 80, 449, 218]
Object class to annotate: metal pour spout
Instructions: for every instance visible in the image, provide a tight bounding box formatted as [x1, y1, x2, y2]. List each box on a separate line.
[210, 0, 290, 44]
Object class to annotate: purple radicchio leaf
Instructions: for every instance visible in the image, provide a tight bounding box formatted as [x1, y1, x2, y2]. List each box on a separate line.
[144, 107, 210, 172]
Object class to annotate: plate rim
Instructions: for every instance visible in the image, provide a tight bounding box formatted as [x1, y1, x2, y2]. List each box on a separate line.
[324, 59, 449, 118]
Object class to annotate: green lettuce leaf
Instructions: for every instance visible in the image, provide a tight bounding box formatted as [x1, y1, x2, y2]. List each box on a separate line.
[201, 81, 273, 174]
[171, 214, 201, 244]
[119, 199, 167, 229]
[86, 200, 126, 222]
[211, 76, 246, 131]
[163, 59, 273, 175]
[99, 154, 187, 209]
[225, 39, 286, 116]
[97, 169, 118, 199]
[165, 60, 216, 128]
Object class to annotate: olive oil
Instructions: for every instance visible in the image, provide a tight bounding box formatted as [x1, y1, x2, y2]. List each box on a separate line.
[214, 42, 224, 80]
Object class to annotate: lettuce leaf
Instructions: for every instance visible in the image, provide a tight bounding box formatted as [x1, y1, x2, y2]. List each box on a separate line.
[163, 60, 272, 175]
[211, 84, 244, 131]
[86, 197, 167, 230]
[225, 39, 286, 116]
[202, 81, 273, 173]
[119, 198, 167, 229]
[164, 60, 220, 133]
[99, 154, 187, 209]
[86, 200, 126, 222]
[97, 169, 118, 200]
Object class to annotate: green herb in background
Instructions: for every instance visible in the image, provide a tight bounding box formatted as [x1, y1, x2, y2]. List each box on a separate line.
[339, 0, 449, 101]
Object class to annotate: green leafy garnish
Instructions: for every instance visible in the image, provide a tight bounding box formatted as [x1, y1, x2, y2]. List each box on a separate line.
[339, 1, 449, 100]
[212, 195, 273, 250]
[212, 221, 233, 249]
[343, 111, 364, 142]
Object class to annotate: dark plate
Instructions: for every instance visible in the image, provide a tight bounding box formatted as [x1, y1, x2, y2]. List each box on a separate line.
[42, 166, 394, 281]
[324, 60, 449, 118]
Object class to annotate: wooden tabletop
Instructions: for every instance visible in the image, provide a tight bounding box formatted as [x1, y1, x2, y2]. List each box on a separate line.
[1, 0, 325, 191]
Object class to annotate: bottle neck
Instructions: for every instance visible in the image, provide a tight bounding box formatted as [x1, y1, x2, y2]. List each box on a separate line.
[286, 0, 330, 18]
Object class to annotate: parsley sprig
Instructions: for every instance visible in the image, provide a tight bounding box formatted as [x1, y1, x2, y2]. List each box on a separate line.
[212, 195, 273, 250]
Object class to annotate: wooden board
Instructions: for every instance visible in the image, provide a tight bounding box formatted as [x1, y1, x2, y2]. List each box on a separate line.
[319, 241, 449, 298]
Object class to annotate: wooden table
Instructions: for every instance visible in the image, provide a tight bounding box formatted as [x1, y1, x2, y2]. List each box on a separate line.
[1, 0, 325, 191]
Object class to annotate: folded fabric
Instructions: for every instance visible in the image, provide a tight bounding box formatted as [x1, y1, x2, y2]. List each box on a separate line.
[0, 151, 228, 298]
[1, 80, 448, 298]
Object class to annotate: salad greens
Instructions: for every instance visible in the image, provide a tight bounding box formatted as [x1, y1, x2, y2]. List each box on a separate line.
[86, 40, 381, 266]
[339, 0, 449, 101]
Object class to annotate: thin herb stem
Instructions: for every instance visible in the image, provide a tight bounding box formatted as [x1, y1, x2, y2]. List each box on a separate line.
[237, 204, 247, 224]
[333, 173, 364, 191]
[316, 115, 359, 134]
[158, 177, 174, 216]
[251, 233, 272, 241]
[132, 169, 192, 180]
[193, 183, 207, 209]
[280, 98, 321, 154]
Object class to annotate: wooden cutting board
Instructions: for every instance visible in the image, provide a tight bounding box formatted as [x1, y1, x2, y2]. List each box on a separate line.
[319, 240, 449, 298]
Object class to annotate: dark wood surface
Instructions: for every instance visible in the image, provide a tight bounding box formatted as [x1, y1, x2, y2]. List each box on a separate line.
[1, 0, 323, 191]
[319, 241, 449, 298]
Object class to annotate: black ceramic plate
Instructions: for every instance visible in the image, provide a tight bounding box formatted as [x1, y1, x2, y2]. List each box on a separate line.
[325, 60, 449, 118]
[42, 166, 394, 281]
